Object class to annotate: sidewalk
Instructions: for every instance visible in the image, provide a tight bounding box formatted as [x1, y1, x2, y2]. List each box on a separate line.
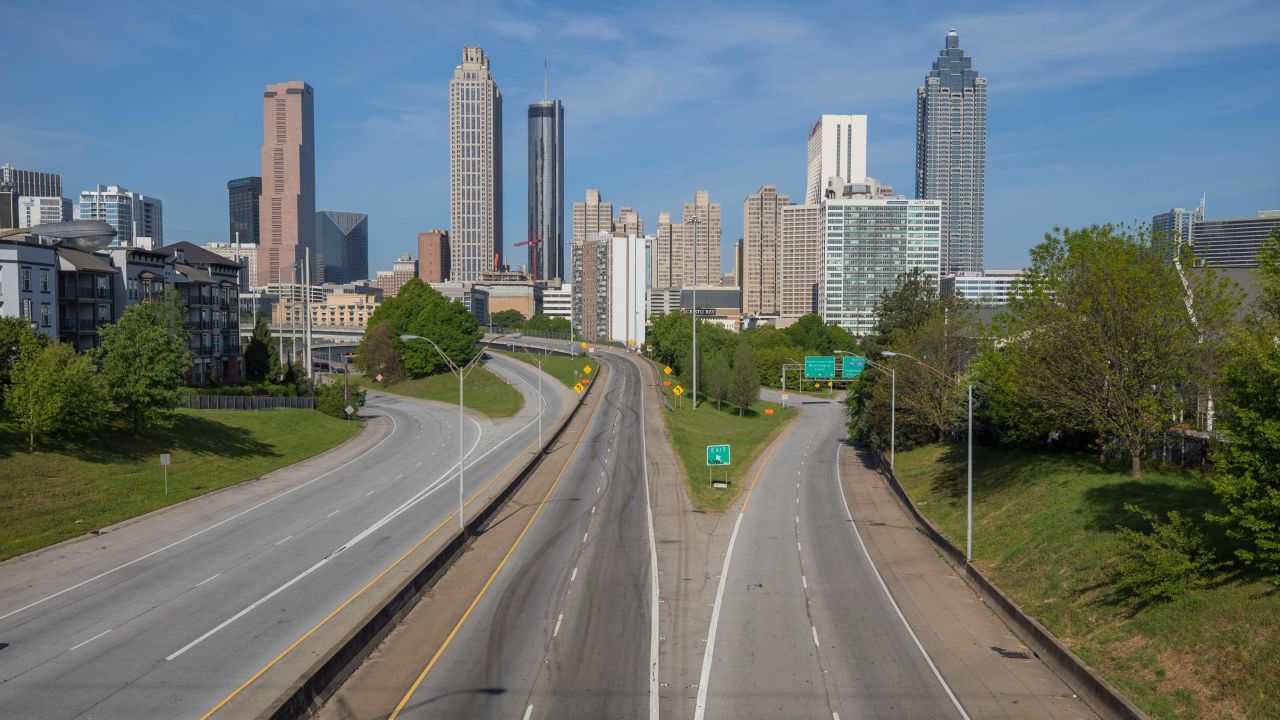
[838, 442, 1099, 719]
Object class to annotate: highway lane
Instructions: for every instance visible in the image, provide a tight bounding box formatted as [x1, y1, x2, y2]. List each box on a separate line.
[0, 354, 567, 720]
[392, 351, 657, 720]
[698, 397, 967, 720]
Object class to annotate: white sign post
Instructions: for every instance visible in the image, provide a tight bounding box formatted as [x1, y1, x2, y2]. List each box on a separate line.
[344, 405, 355, 422]
[159, 453, 171, 495]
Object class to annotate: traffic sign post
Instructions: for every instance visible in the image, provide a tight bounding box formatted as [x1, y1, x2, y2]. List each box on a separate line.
[344, 404, 355, 422]
[672, 384, 684, 408]
[706, 443, 731, 488]
[804, 356, 836, 379]
[573, 382, 584, 394]
[159, 453, 171, 495]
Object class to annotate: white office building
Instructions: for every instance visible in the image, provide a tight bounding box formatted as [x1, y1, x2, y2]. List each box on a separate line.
[806, 114, 868, 204]
[18, 196, 72, 228]
[542, 282, 572, 321]
[822, 178, 941, 334]
[942, 270, 1023, 307]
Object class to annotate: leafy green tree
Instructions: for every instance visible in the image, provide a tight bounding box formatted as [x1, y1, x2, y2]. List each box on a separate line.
[891, 313, 971, 442]
[6, 341, 107, 450]
[705, 351, 731, 411]
[869, 268, 940, 349]
[522, 313, 551, 333]
[244, 319, 280, 382]
[547, 316, 572, 337]
[729, 342, 758, 416]
[491, 309, 527, 329]
[783, 314, 834, 354]
[1209, 227, 1280, 575]
[98, 292, 193, 433]
[356, 321, 405, 385]
[359, 279, 481, 376]
[0, 317, 44, 412]
[977, 225, 1238, 476]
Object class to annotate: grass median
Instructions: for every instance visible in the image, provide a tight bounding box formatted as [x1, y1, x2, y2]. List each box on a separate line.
[380, 364, 524, 418]
[0, 409, 359, 562]
[895, 443, 1280, 719]
[660, 395, 797, 512]
[496, 350, 598, 388]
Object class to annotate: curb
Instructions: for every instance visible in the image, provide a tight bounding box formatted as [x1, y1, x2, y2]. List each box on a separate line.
[867, 448, 1151, 720]
[254, 350, 603, 720]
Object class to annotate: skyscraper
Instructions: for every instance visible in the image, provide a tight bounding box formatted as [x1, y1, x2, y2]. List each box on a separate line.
[805, 115, 867, 204]
[916, 28, 986, 275]
[77, 185, 163, 247]
[257, 81, 315, 286]
[780, 203, 824, 318]
[1153, 204, 1204, 250]
[572, 188, 613, 244]
[681, 190, 721, 287]
[527, 98, 563, 282]
[227, 176, 261, 246]
[616, 207, 644, 237]
[1192, 210, 1280, 268]
[450, 46, 503, 281]
[316, 210, 369, 284]
[0, 164, 61, 230]
[742, 184, 789, 316]
[418, 230, 450, 283]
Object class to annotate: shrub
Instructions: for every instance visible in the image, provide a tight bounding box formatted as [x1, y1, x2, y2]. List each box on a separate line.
[1109, 504, 1220, 605]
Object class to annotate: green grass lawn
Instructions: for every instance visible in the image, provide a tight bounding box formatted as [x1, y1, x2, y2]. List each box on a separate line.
[496, 350, 598, 389]
[895, 444, 1280, 719]
[0, 409, 359, 562]
[660, 395, 797, 512]
[381, 364, 524, 418]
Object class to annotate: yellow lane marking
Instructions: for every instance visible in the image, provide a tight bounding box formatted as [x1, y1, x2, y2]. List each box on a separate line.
[200, 391, 583, 718]
[387, 365, 610, 720]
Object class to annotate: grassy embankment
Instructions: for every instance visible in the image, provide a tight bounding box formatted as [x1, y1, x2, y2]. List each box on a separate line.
[895, 444, 1279, 719]
[0, 409, 358, 562]
[660, 393, 797, 512]
[380, 364, 524, 418]
[496, 350, 598, 389]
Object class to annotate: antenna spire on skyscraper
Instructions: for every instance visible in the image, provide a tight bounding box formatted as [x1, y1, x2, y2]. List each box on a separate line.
[543, 59, 548, 101]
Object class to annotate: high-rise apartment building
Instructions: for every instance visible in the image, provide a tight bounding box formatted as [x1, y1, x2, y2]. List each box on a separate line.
[450, 47, 503, 281]
[571, 233, 609, 341]
[823, 178, 941, 333]
[572, 188, 613, 244]
[805, 115, 868, 204]
[77, 185, 163, 247]
[680, 190, 721, 287]
[616, 207, 644, 237]
[18, 197, 72, 228]
[1192, 211, 1280, 268]
[780, 203, 823, 318]
[0, 164, 62, 198]
[227, 176, 262, 246]
[527, 98, 563, 282]
[742, 184, 789, 316]
[653, 211, 678, 289]
[418, 230, 450, 283]
[916, 29, 986, 275]
[316, 210, 368, 284]
[570, 231, 648, 344]
[257, 81, 315, 286]
[1153, 204, 1204, 250]
[202, 241, 258, 292]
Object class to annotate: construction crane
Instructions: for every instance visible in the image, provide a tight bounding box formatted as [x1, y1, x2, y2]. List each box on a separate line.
[513, 235, 540, 280]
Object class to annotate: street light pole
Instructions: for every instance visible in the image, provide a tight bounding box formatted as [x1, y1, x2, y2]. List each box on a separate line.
[862, 357, 897, 469]
[688, 214, 701, 410]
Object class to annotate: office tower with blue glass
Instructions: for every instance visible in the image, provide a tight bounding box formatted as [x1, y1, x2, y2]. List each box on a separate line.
[316, 210, 369, 284]
[527, 97, 564, 282]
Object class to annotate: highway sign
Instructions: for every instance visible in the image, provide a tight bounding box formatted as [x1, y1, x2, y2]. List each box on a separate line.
[581, 342, 588, 349]
[663, 366, 673, 375]
[842, 355, 867, 378]
[583, 365, 593, 374]
[672, 385, 684, 397]
[573, 382, 584, 393]
[706, 444, 731, 466]
[344, 405, 355, 417]
[804, 356, 836, 379]
[375, 373, 384, 382]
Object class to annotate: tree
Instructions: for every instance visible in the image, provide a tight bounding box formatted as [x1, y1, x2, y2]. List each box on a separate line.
[728, 342, 759, 416]
[783, 314, 834, 354]
[977, 225, 1238, 476]
[357, 321, 406, 385]
[244, 319, 280, 382]
[98, 292, 193, 433]
[892, 313, 970, 442]
[491, 309, 527, 329]
[6, 341, 107, 450]
[0, 317, 43, 412]
[705, 351, 731, 411]
[869, 268, 940, 349]
[547, 316, 572, 337]
[359, 279, 481, 377]
[1209, 227, 1280, 575]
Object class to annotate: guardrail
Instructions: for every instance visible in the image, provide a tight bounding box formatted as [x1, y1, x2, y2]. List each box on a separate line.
[184, 395, 315, 410]
[867, 448, 1151, 720]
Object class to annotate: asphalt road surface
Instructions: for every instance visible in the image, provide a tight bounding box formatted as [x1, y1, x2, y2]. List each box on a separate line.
[391, 351, 658, 720]
[697, 396, 968, 720]
[0, 354, 565, 720]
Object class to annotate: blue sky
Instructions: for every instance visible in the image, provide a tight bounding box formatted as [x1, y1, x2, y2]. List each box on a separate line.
[2, 0, 1277, 274]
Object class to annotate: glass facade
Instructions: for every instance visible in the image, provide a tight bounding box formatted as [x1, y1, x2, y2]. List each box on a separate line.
[227, 176, 261, 246]
[527, 99, 564, 282]
[316, 210, 369, 284]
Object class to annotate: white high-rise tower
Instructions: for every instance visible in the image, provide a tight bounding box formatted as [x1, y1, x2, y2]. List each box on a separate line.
[450, 46, 503, 280]
[805, 115, 868, 205]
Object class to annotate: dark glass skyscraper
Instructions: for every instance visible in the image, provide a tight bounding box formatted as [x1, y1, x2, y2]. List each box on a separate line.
[227, 176, 261, 246]
[916, 29, 986, 274]
[527, 99, 564, 281]
[316, 210, 369, 284]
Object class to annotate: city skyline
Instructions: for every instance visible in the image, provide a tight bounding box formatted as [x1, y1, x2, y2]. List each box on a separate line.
[2, 1, 1276, 276]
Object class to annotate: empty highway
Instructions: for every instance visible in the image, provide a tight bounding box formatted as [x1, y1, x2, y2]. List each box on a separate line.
[0, 354, 566, 720]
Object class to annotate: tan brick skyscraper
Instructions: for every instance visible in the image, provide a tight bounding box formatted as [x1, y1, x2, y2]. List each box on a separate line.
[742, 184, 789, 316]
[257, 81, 315, 286]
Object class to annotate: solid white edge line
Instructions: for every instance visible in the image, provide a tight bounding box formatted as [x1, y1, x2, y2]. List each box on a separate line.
[693, 512, 744, 720]
[638, 357, 661, 720]
[832, 442, 972, 720]
[812, 625, 820, 647]
[522, 704, 534, 720]
[0, 411, 402, 625]
[69, 628, 111, 651]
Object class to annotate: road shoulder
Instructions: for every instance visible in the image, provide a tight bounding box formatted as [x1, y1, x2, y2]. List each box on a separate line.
[837, 442, 1099, 719]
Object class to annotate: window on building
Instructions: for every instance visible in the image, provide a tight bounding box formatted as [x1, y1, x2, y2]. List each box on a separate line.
[40, 303, 51, 328]
[40, 269, 50, 292]
[22, 268, 32, 292]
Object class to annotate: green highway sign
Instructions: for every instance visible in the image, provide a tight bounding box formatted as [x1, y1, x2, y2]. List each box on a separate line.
[706, 444, 731, 466]
[804, 356, 836, 379]
[842, 355, 867, 378]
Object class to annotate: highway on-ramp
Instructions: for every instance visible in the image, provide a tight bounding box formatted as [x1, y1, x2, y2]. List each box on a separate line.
[0, 354, 566, 720]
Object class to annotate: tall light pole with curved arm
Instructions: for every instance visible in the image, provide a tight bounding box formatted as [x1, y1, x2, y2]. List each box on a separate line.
[883, 350, 974, 562]
[687, 214, 702, 409]
[401, 332, 515, 531]
[859, 357, 896, 470]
